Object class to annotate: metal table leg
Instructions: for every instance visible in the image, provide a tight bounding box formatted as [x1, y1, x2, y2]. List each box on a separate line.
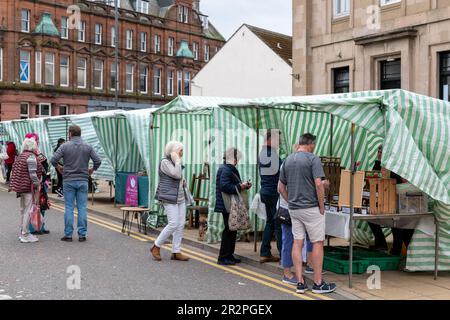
[435, 217, 439, 280]
[122, 210, 127, 233]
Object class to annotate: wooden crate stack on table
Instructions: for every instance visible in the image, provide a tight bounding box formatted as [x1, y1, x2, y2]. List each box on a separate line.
[320, 157, 342, 207]
[366, 169, 397, 215]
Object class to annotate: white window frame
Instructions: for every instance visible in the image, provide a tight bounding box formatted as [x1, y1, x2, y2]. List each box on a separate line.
[78, 21, 86, 42]
[77, 58, 87, 89]
[204, 44, 210, 62]
[37, 103, 51, 118]
[44, 52, 55, 86]
[167, 69, 174, 96]
[140, 32, 147, 52]
[35, 51, 42, 84]
[154, 35, 161, 54]
[60, 55, 69, 87]
[110, 62, 119, 91]
[19, 50, 30, 84]
[168, 37, 174, 56]
[184, 71, 191, 96]
[380, 0, 401, 6]
[111, 26, 116, 47]
[137, 0, 149, 14]
[139, 65, 148, 94]
[21, 9, 30, 33]
[126, 30, 133, 50]
[126, 63, 134, 93]
[94, 60, 104, 90]
[183, 6, 189, 23]
[153, 67, 161, 95]
[20, 102, 29, 119]
[193, 42, 199, 60]
[95, 23, 103, 45]
[177, 70, 182, 95]
[61, 17, 69, 39]
[333, 0, 350, 18]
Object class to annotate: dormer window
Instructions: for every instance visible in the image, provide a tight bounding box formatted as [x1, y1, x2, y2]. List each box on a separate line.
[178, 6, 189, 23]
[136, 0, 149, 14]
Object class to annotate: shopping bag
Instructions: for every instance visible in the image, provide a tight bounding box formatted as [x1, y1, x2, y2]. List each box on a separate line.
[30, 185, 44, 231]
[227, 187, 251, 232]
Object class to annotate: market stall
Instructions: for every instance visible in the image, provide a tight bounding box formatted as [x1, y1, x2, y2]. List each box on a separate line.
[216, 89, 450, 287]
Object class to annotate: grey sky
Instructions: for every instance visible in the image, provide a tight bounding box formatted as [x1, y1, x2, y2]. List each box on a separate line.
[201, 0, 292, 40]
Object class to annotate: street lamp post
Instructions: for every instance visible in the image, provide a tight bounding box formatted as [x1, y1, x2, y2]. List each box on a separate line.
[114, 0, 119, 110]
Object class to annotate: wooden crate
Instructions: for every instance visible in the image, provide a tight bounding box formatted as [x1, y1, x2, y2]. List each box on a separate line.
[321, 157, 341, 204]
[369, 178, 397, 214]
[338, 170, 365, 208]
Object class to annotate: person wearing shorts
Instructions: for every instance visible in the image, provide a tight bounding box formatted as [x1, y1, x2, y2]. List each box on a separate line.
[278, 133, 336, 295]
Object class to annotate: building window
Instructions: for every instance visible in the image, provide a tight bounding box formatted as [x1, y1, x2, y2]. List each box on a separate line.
[61, 17, 69, 39]
[204, 44, 210, 62]
[111, 26, 116, 47]
[19, 50, 30, 83]
[126, 30, 133, 50]
[333, 0, 350, 18]
[380, 58, 401, 89]
[178, 6, 189, 23]
[111, 62, 119, 91]
[20, 103, 29, 119]
[36, 103, 51, 117]
[333, 67, 350, 93]
[136, 0, 149, 14]
[44, 53, 55, 85]
[78, 21, 86, 42]
[168, 37, 174, 56]
[167, 70, 174, 96]
[94, 60, 103, 90]
[439, 51, 450, 102]
[77, 58, 87, 89]
[177, 70, 182, 95]
[154, 35, 161, 54]
[21, 9, 30, 32]
[0, 48, 3, 81]
[60, 55, 69, 87]
[139, 65, 148, 94]
[184, 71, 190, 96]
[126, 63, 134, 92]
[153, 67, 161, 95]
[193, 42, 199, 60]
[59, 105, 68, 115]
[35, 52, 42, 84]
[380, 0, 401, 6]
[140, 32, 147, 52]
[95, 23, 103, 45]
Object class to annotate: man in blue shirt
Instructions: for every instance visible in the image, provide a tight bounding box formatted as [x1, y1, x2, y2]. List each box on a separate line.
[258, 130, 282, 263]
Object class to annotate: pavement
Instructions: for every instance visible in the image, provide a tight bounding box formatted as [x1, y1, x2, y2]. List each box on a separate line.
[0, 186, 345, 300]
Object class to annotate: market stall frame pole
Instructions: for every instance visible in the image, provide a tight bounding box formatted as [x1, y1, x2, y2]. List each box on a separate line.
[254, 107, 261, 253]
[114, 117, 120, 208]
[435, 217, 439, 279]
[348, 122, 356, 288]
[327, 114, 334, 248]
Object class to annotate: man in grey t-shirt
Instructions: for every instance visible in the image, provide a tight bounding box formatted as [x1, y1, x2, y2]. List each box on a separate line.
[278, 133, 336, 295]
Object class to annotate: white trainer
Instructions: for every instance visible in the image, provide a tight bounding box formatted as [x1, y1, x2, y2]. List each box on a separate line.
[19, 234, 39, 243]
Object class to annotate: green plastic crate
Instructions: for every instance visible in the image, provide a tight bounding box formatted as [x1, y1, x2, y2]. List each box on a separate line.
[323, 253, 370, 274]
[324, 246, 402, 272]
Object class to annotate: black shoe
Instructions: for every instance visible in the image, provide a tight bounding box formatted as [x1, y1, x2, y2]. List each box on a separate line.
[41, 230, 50, 235]
[296, 281, 309, 294]
[61, 236, 72, 242]
[31, 231, 43, 235]
[232, 256, 242, 263]
[79, 236, 87, 242]
[217, 259, 236, 266]
[312, 281, 337, 294]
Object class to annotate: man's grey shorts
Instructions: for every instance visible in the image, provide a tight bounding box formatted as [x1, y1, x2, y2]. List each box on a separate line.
[289, 207, 325, 243]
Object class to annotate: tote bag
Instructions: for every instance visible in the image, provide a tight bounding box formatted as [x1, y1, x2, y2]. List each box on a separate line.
[30, 185, 44, 231]
[223, 186, 250, 232]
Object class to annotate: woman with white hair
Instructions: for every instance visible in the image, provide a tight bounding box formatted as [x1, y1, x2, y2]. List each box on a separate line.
[151, 141, 190, 261]
[9, 137, 42, 243]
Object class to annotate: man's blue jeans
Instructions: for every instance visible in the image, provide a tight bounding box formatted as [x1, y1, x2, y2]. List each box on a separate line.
[63, 180, 88, 237]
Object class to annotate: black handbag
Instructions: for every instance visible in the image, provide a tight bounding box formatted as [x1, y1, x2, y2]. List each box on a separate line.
[276, 199, 291, 226]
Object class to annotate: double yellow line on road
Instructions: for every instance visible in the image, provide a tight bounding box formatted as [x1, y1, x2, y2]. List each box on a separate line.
[48, 203, 334, 301]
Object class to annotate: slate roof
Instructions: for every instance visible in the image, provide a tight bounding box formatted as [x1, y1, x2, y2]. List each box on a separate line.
[245, 24, 292, 66]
